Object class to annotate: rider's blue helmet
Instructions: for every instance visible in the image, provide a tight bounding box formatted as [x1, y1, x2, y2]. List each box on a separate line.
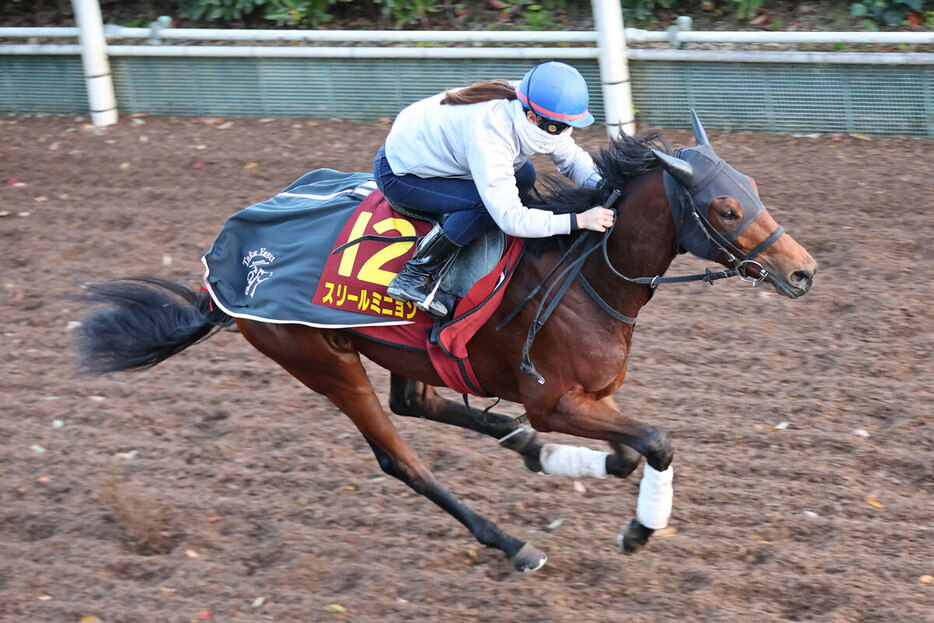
[516, 61, 594, 129]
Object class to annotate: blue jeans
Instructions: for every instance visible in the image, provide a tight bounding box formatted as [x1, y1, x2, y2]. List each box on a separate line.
[373, 145, 536, 246]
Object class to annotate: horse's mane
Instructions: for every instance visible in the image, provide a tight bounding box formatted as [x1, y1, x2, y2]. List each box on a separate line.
[521, 130, 669, 255]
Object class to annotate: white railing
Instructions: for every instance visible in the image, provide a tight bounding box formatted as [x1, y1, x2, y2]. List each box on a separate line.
[3, 24, 933, 46]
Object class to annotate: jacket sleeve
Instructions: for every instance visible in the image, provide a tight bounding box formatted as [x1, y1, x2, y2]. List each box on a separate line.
[467, 137, 573, 238]
[549, 136, 602, 189]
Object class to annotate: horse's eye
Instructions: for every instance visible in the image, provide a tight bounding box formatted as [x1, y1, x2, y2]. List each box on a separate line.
[722, 209, 739, 220]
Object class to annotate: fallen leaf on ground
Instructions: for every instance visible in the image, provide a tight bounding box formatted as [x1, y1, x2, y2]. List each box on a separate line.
[119, 162, 130, 169]
[252, 597, 266, 607]
[244, 162, 258, 169]
[466, 546, 478, 559]
[323, 604, 347, 613]
[185, 549, 200, 558]
[655, 527, 677, 538]
[770, 421, 790, 431]
[865, 497, 884, 510]
[546, 518, 564, 531]
[919, 575, 933, 585]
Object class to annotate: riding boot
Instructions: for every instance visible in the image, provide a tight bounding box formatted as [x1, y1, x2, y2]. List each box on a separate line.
[387, 224, 462, 318]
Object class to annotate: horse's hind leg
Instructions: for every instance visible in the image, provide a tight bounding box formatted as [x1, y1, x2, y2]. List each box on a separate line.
[388, 374, 544, 472]
[238, 322, 546, 572]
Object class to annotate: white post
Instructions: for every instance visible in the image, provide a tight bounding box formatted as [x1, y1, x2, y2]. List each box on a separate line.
[72, 0, 117, 126]
[591, 0, 635, 138]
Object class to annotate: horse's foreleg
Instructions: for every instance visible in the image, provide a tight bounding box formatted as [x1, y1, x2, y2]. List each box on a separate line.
[389, 374, 544, 473]
[389, 376, 642, 479]
[527, 393, 674, 555]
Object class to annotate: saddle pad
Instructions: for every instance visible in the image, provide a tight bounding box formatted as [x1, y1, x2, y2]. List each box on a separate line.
[202, 168, 525, 397]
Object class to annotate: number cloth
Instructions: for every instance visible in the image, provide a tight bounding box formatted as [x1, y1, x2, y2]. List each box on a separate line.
[201, 168, 524, 396]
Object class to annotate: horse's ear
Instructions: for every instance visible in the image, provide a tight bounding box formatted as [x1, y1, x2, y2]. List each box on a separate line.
[690, 110, 710, 147]
[653, 149, 695, 187]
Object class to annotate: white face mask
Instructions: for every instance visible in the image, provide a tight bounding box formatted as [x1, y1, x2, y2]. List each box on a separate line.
[512, 102, 571, 154]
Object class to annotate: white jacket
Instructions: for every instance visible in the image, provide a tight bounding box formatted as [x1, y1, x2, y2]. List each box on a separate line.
[384, 91, 601, 238]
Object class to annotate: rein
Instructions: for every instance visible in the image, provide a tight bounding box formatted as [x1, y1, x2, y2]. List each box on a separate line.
[503, 177, 785, 383]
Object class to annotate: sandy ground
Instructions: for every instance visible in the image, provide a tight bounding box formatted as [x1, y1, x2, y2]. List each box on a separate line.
[0, 114, 931, 622]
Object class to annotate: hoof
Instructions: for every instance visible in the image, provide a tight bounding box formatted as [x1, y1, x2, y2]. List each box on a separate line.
[618, 518, 654, 555]
[509, 542, 547, 573]
[498, 427, 544, 474]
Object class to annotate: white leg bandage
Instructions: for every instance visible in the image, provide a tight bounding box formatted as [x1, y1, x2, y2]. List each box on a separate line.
[636, 464, 674, 530]
[539, 444, 609, 479]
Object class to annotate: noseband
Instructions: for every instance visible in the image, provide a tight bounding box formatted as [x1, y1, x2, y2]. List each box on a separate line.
[664, 169, 785, 291]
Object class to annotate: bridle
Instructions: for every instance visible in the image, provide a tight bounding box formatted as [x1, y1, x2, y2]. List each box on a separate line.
[503, 169, 788, 384]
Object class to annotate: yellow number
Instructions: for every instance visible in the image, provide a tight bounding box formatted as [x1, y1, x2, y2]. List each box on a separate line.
[357, 217, 417, 286]
[337, 211, 373, 277]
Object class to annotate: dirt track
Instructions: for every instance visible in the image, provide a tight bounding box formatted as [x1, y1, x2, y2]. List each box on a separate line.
[1, 115, 932, 622]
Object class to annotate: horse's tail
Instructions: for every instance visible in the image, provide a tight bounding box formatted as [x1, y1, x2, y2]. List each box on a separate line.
[73, 276, 235, 375]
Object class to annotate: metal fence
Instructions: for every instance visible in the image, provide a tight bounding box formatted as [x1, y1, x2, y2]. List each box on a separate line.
[2, 12, 933, 138]
[3, 53, 931, 137]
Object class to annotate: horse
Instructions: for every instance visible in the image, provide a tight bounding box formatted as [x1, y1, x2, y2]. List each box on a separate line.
[73, 114, 817, 573]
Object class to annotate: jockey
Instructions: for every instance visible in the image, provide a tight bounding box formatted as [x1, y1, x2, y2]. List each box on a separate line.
[374, 61, 616, 317]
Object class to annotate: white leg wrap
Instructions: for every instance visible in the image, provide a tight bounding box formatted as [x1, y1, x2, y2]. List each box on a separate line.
[636, 464, 674, 530]
[539, 444, 609, 479]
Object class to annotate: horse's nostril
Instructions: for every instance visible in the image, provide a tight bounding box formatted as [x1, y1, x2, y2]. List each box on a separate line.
[791, 269, 813, 289]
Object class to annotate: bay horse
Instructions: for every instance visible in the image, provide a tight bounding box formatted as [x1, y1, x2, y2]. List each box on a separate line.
[74, 115, 817, 573]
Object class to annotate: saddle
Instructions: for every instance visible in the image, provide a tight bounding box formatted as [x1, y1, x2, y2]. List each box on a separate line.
[384, 200, 507, 315]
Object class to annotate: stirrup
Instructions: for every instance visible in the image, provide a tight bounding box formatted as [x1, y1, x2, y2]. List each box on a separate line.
[416, 281, 449, 318]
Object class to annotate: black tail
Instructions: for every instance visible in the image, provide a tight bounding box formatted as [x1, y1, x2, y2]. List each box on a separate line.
[73, 276, 235, 375]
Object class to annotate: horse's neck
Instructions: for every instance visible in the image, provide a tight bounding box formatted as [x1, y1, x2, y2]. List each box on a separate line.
[583, 170, 678, 319]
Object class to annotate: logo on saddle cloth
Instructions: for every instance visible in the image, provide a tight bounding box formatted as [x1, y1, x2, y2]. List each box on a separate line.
[242, 247, 276, 298]
[312, 194, 431, 321]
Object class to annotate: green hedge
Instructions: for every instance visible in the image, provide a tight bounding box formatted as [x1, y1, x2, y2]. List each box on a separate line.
[105, 0, 933, 30]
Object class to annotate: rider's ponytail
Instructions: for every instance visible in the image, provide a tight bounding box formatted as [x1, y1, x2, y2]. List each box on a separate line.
[440, 79, 517, 106]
